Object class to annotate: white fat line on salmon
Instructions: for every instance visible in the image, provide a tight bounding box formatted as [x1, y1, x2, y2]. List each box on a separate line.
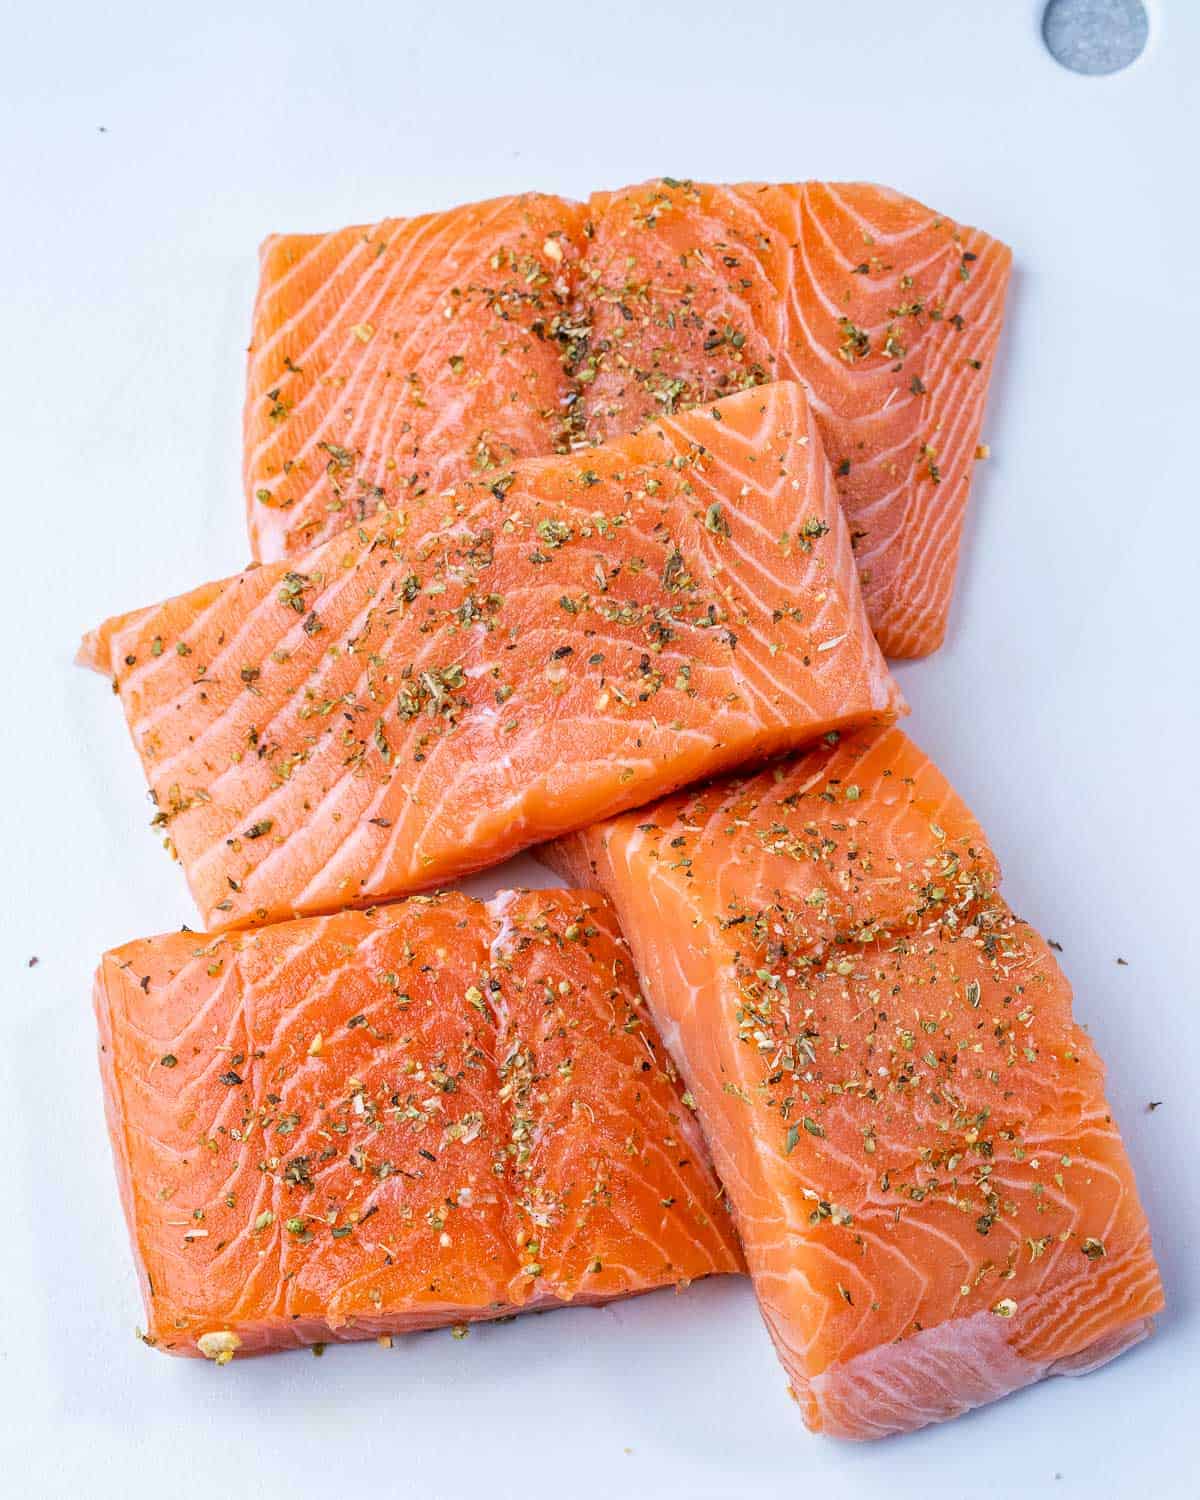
[288, 210, 482, 470]
[483, 890, 519, 1030]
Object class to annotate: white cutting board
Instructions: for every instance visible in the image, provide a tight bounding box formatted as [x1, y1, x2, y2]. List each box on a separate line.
[1, 2, 1196, 1496]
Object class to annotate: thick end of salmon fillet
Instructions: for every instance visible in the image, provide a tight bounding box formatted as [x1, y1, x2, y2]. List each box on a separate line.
[545, 726, 1163, 1438]
[93, 890, 743, 1359]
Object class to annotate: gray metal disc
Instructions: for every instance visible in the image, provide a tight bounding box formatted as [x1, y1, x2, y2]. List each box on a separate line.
[1043, 0, 1149, 75]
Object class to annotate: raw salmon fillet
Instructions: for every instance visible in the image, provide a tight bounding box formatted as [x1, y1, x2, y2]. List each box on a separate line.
[94, 888, 744, 1359]
[547, 727, 1163, 1437]
[81, 382, 903, 931]
[246, 179, 1011, 656]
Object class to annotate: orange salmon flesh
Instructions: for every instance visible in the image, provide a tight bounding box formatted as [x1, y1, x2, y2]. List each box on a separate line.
[82, 382, 903, 931]
[246, 179, 1011, 658]
[94, 889, 743, 1358]
[547, 727, 1163, 1437]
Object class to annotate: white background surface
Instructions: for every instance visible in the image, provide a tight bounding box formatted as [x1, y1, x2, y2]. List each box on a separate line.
[1, 2, 1196, 1495]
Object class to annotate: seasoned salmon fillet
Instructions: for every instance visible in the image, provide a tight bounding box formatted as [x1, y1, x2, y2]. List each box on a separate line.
[81, 382, 902, 931]
[93, 889, 743, 1359]
[246, 179, 1010, 656]
[547, 727, 1163, 1437]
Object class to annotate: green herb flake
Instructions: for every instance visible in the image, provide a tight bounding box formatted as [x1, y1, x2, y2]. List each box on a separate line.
[704, 502, 731, 537]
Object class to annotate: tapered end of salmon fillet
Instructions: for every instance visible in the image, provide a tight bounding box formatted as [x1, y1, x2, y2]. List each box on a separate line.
[76, 628, 108, 674]
[78, 584, 228, 676]
[77, 611, 150, 673]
